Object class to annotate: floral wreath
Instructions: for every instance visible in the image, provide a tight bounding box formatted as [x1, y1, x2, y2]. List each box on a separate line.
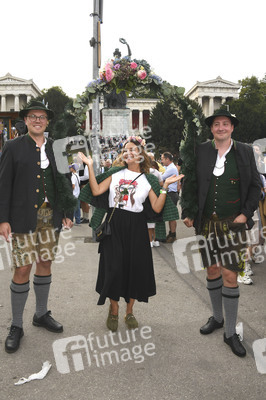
[123, 135, 146, 147]
[73, 57, 166, 132]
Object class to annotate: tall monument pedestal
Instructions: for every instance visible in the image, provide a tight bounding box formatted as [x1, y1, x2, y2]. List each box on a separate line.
[102, 108, 130, 137]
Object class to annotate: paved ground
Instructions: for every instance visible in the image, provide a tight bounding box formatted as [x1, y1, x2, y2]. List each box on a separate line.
[0, 219, 266, 400]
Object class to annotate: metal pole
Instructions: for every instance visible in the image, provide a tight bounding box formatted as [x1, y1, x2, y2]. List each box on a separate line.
[90, 0, 102, 176]
[90, 0, 102, 241]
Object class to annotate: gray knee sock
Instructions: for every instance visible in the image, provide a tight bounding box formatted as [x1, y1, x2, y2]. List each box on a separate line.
[10, 280, 30, 328]
[207, 276, 223, 323]
[222, 286, 240, 338]
[33, 274, 51, 318]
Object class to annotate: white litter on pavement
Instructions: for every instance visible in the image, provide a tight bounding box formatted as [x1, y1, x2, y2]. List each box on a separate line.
[14, 361, 52, 386]
[236, 322, 243, 341]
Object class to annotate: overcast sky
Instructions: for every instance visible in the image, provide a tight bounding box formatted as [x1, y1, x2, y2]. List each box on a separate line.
[1, 0, 265, 98]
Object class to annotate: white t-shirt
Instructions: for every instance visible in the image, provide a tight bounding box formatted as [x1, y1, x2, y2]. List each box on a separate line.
[109, 169, 151, 212]
[71, 172, 80, 198]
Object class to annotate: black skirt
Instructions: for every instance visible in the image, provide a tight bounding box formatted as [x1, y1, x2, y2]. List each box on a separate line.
[96, 207, 156, 305]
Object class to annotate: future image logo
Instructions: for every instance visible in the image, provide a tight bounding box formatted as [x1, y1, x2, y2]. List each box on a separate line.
[53, 335, 91, 374]
[53, 326, 156, 374]
[172, 235, 207, 274]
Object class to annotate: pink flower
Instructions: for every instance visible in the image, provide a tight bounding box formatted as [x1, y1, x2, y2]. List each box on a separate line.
[114, 63, 121, 70]
[105, 68, 114, 82]
[137, 70, 147, 80]
[130, 62, 138, 69]
[105, 61, 113, 69]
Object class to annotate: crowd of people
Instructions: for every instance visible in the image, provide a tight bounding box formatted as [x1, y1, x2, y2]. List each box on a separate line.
[0, 100, 265, 361]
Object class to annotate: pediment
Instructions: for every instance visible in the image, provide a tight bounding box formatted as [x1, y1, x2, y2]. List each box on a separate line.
[0, 73, 32, 85]
[199, 76, 240, 89]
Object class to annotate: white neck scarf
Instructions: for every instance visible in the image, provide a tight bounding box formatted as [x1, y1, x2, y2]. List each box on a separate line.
[213, 139, 233, 177]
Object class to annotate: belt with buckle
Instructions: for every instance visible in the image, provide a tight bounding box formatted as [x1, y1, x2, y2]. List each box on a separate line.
[40, 202, 51, 209]
[208, 213, 237, 222]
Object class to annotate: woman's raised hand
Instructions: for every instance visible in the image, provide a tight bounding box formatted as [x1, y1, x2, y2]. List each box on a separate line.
[78, 152, 93, 167]
[165, 174, 184, 185]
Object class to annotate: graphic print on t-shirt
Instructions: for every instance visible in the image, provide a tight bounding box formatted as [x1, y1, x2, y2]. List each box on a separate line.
[114, 179, 139, 208]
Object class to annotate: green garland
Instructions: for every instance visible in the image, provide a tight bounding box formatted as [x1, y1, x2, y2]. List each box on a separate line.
[72, 63, 205, 219]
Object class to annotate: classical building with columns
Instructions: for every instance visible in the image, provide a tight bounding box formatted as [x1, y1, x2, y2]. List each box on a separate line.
[0, 73, 240, 145]
[185, 76, 240, 116]
[0, 72, 42, 145]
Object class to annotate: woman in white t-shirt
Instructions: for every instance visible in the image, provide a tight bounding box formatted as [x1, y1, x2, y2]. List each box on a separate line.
[78, 137, 182, 332]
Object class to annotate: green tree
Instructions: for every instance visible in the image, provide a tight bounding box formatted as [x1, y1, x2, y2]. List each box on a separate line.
[35, 86, 78, 139]
[227, 76, 266, 143]
[148, 96, 209, 160]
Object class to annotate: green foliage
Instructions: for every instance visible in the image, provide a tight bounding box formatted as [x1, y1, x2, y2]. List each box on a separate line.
[148, 94, 209, 159]
[132, 59, 151, 75]
[227, 75, 266, 143]
[34, 86, 78, 139]
[148, 99, 184, 157]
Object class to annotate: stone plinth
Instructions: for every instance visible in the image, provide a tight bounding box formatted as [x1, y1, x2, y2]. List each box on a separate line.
[102, 108, 130, 137]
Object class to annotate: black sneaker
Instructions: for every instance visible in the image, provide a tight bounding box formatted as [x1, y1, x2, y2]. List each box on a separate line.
[33, 311, 63, 333]
[5, 325, 24, 353]
[224, 333, 246, 357]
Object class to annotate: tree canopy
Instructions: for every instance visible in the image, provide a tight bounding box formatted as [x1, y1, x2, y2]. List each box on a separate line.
[148, 96, 210, 160]
[227, 75, 266, 143]
[35, 86, 77, 139]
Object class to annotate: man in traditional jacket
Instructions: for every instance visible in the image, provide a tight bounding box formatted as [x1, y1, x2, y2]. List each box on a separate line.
[0, 101, 76, 353]
[182, 109, 261, 357]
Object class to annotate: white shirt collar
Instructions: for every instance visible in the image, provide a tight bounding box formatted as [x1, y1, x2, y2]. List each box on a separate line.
[213, 139, 233, 177]
[38, 138, 50, 169]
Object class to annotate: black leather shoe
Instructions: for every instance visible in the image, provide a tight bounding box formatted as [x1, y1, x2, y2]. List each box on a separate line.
[33, 311, 63, 333]
[224, 333, 246, 357]
[200, 316, 224, 335]
[5, 325, 24, 353]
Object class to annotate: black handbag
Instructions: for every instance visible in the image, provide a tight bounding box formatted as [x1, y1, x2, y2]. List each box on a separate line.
[95, 219, 112, 242]
[95, 208, 115, 242]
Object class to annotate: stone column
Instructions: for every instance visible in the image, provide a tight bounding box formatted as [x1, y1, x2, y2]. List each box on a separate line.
[1, 95, 6, 112]
[27, 95, 32, 103]
[129, 110, 133, 132]
[14, 95, 20, 111]
[209, 97, 214, 116]
[197, 96, 202, 106]
[139, 109, 143, 134]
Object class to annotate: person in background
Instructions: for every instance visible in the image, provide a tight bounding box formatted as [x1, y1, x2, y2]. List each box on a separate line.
[79, 163, 90, 223]
[148, 160, 163, 247]
[161, 152, 179, 243]
[104, 159, 112, 171]
[147, 152, 165, 173]
[69, 164, 81, 225]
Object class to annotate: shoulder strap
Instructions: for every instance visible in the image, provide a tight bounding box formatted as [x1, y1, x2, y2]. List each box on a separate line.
[130, 172, 143, 184]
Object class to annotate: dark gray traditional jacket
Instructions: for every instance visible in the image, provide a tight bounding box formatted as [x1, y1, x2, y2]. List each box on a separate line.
[182, 140, 261, 233]
[0, 135, 76, 233]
